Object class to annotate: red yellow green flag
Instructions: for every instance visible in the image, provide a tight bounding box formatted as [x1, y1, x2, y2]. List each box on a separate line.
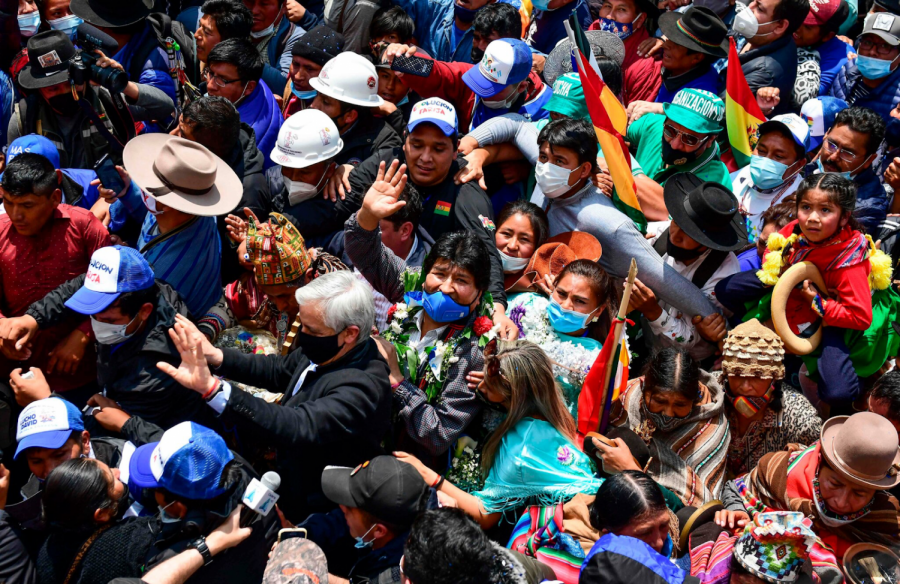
[725, 38, 766, 169]
[565, 19, 645, 233]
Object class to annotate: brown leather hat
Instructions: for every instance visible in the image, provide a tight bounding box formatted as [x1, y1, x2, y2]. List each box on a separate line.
[522, 231, 602, 285]
[820, 412, 900, 490]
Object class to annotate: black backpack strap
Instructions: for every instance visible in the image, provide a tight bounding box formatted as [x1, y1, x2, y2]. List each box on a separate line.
[653, 227, 668, 256]
[691, 249, 729, 289]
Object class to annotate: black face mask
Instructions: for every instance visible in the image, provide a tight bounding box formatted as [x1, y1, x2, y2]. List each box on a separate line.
[294, 329, 345, 365]
[475, 386, 508, 412]
[666, 237, 706, 262]
[661, 138, 701, 166]
[48, 92, 80, 117]
[472, 47, 485, 63]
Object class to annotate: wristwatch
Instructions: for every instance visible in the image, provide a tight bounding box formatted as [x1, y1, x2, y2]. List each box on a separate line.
[188, 536, 213, 566]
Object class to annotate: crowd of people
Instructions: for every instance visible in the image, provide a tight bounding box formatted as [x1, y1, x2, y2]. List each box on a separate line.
[1, 0, 900, 582]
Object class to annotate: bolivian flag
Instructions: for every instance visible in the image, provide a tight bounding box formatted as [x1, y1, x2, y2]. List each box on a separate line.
[725, 38, 766, 169]
[564, 18, 645, 233]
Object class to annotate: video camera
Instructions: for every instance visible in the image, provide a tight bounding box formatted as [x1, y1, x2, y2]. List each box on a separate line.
[69, 23, 128, 94]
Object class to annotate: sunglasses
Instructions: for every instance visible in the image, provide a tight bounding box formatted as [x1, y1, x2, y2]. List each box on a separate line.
[663, 123, 709, 148]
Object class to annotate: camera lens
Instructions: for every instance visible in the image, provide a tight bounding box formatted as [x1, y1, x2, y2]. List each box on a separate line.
[91, 64, 128, 94]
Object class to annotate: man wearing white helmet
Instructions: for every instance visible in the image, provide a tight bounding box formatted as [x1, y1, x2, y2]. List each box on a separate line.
[309, 52, 402, 167]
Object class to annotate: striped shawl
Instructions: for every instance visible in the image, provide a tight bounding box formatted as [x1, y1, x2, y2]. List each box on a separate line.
[611, 370, 730, 506]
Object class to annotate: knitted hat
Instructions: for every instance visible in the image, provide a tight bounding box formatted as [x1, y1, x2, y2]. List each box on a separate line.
[247, 213, 312, 286]
[292, 25, 345, 67]
[721, 319, 785, 380]
[733, 512, 816, 583]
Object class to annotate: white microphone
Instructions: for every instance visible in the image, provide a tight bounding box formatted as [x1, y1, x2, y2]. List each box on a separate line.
[240, 471, 281, 527]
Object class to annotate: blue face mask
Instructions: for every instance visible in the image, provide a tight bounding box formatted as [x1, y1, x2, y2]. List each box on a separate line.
[354, 524, 376, 549]
[815, 157, 854, 180]
[423, 290, 471, 323]
[454, 2, 480, 23]
[856, 54, 898, 80]
[532, 0, 553, 11]
[547, 300, 598, 334]
[290, 83, 317, 100]
[17, 12, 40, 37]
[397, 93, 409, 107]
[595, 15, 639, 40]
[48, 14, 83, 40]
[749, 155, 792, 190]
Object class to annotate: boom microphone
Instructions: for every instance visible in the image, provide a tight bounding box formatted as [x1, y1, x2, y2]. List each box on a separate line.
[75, 22, 120, 56]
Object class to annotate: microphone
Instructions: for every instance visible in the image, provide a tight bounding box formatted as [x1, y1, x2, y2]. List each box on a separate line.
[76, 22, 120, 55]
[239, 471, 281, 528]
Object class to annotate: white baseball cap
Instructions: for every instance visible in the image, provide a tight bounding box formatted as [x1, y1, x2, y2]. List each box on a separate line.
[64, 246, 155, 315]
[758, 114, 810, 150]
[800, 97, 849, 149]
[15, 397, 84, 459]
[407, 98, 458, 136]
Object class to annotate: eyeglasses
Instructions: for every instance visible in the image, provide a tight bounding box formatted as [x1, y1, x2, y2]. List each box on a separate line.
[859, 37, 898, 58]
[203, 69, 243, 88]
[663, 123, 709, 148]
[822, 137, 861, 163]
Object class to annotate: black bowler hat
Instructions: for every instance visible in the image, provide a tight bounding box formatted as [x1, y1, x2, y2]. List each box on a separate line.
[664, 173, 748, 252]
[70, 0, 152, 28]
[659, 6, 728, 58]
[18, 31, 76, 90]
[321, 456, 430, 530]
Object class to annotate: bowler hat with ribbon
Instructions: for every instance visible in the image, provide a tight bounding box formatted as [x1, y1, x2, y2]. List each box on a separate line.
[18, 31, 76, 90]
[659, 6, 728, 58]
[70, 0, 152, 28]
[664, 173, 747, 252]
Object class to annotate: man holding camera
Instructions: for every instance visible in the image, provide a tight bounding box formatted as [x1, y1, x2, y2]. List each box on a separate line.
[8, 30, 175, 170]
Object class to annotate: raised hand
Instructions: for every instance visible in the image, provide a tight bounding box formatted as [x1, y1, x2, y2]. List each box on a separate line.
[356, 160, 408, 230]
[157, 319, 216, 394]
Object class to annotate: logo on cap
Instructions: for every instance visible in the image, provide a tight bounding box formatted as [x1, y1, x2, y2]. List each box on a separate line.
[874, 12, 896, 31]
[553, 79, 573, 97]
[320, 127, 332, 146]
[38, 51, 61, 68]
[367, 76, 376, 89]
[480, 56, 502, 83]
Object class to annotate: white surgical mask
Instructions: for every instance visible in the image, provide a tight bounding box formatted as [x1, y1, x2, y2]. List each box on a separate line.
[284, 164, 332, 206]
[482, 88, 520, 110]
[535, 161, 578, 198]
[498, 249, 529, 273]
[733, 4, 778, 39]
[157, 501, 181, 524]
[48, 14, 83, 40]
[17, 12, 40, 37]
[91, 314, 139, 345]
[141, 190, 164, 216]
[250, 21, 276, 39]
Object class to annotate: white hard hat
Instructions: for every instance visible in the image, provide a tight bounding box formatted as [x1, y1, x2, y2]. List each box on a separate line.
[309, 52, 384, 108]
[270, 109, 344, 169]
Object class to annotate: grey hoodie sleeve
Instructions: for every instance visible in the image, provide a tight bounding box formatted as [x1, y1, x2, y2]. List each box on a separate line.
[125, 83, 175, 122]
[466, 115, 541, 165]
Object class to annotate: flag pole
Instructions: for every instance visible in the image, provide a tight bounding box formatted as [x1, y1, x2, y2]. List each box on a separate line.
[598, 258, 637, 433]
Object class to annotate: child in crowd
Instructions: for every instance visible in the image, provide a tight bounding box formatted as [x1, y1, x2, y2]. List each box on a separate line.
[735, 199, 796, 273]
[716, 174, 897, 412]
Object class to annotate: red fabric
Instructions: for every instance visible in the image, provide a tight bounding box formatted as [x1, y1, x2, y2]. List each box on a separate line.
[767, 221, 872, 332]
[400, 54, 546, 132]
[0, 205, 110, 390]
[587, 25, 661, 105]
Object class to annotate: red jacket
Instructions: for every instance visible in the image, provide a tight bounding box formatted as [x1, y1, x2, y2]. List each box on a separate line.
[400, 55, 547, 133]
[588, 23, 662, 105]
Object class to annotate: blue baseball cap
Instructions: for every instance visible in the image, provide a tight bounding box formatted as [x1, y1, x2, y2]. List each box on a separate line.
[129, 422, 234, 500]
[15, 397, 84, 459]
[65, 246, 155, 315]
[407, 98, 458, 136]
[801, 96, 849, 150]
[462, 38, 532, 98]
[7, 134, 61, 169]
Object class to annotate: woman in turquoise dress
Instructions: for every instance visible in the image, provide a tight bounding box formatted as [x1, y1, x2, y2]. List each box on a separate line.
[396, 339, 602, 529]
[470, 259, 617, 418]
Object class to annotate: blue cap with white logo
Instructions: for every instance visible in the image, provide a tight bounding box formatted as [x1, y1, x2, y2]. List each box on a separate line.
[129, 422, 234, 500]
[14, 397, 84, 459]
[463, 38, 532, 98]
[64, 246, 155, 315]
[407, 98, 458, 136]
[7, 134, 61, 169]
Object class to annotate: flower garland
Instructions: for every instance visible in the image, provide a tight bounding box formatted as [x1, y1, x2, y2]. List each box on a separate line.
[383, 268, 494, 404]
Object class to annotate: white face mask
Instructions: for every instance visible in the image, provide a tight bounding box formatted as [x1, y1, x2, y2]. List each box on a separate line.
[498, 248, 529, 273]
[733, 4, 777, 39]
[482, 87, 521, 110]
[141, 190, 164, 216]
[250, 21, 276, 39]
[158, 501, 181, 524]
[284, 165, 332, 206]
[91, 314, 139, 345]
[535, 161, 579, 198]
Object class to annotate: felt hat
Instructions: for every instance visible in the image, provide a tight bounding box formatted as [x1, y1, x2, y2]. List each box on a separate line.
[842, 543, 900, 584]
[247, 213, 313, 287]
[122, 134, 242, 217]
[523, 231, 602, 285]
[658, 6, 728, 58]
[70, 0, 152, 28]
[675, 500, 725, 555]
[664, 172, 747, 252]
[18, 31, 76, 90]
[543, 31, 625, 87]
[721, 319, 785, 380]
[733, 512, 816, 583]
[820, 412, 900, 489]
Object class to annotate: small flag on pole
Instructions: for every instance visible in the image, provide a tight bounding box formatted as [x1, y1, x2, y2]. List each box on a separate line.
[565, 17, 645, 233]
[725, 38, 766, 169]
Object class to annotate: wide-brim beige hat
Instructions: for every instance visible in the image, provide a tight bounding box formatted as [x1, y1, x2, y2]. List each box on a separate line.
[123, 134, 243, 217]
[820, 413, 900, 490]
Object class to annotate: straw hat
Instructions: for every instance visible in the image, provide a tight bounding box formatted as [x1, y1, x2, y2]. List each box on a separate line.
[820, 412, 900, 489]
[522, 231, 602, 285]
[721, 319, 785, 380]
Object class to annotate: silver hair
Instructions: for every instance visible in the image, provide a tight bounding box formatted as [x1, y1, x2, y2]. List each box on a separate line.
[294, 271, 374, 343]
